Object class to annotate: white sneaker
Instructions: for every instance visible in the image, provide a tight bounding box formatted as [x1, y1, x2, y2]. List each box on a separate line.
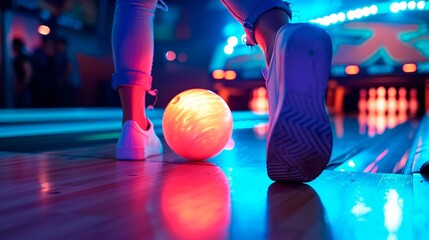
[264, 23, 333, 182]
[116, 119, 163, 160]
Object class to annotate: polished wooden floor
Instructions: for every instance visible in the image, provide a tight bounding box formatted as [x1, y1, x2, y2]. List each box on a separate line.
[1, 108, 428, 240]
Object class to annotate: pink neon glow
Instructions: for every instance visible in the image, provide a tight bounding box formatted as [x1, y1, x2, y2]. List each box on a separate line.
[161, 165, 231, 239]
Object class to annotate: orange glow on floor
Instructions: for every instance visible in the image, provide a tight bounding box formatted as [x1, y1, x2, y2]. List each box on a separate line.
[345, 65, 360, 75]
[212, 70, 225, 80]
[402, 63, 417, 73]
[161, 165, 231, 240]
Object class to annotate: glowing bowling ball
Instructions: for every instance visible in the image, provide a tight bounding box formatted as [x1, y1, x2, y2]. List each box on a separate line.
[162, 89, 233, 161]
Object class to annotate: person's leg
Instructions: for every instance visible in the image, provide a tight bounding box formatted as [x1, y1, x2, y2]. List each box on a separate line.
[220, 0, 333, 182]
[254, 9, 289, 65]
[219, 0, 291, 61]
[112, 0, 163, 160]
[112, 0, 158, 129]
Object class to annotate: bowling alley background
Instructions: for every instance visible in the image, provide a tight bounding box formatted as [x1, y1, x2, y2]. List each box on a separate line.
[1, 1, 428, 117]
[2, 2, 429, 239]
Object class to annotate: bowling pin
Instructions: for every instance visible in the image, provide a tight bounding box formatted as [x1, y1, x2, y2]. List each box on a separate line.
[398, 87, 408, 123]
[358, 107, 367, 135]
[376, 87, 387, 116]
[367, 88, 377, 114]
[249, 87, 268, 114]
[387, 87, 397, 116]
[358, 88, 367, 114]
[375, 112, 387, 134]
[367, 111, 376, 137]
[409, 88, 419, 118]
[387, 111, 398, 129]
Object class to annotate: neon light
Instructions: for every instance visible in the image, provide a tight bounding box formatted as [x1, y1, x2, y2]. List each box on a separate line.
[223, 45, 233, 55]
[333, 23, 427, 65]
[337, 12, 346, 22]
[227, 36, 238, 47]
[362, 7, 371, 17]
[354, 8, 363, 19]
[322, 18, 330, 26]
[399, 1, 408, 11]
[165, 51, 176, 61]
[240, 34, 246, 44]
[223, 22, 237, 36]
[345, 65, 360, 75]
[329, 13, 338, 24]
[346, 10, 355, 20]
[369, 5, 378, 14]
[224, 70, 237, 80]
[402, 63, 417, 73]
[408, 1, 417, 10]
[37, 25, 50, 35]
[311, 2, 426, 26]
[417, 0, 426, 9]
[212, 70, 225, 79]
[390, 2, 400, 13]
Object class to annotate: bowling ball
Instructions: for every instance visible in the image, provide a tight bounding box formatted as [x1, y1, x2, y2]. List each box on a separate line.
[162, 89, 233, 161]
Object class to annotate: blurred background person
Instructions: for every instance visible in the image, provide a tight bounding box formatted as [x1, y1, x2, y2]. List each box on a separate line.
[54, 36, 76, 107]
[12, 37, 33, 108]
[31, 36, 57, 107]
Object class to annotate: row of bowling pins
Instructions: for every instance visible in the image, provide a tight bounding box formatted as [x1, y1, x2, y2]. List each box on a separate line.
[358, 109, 406, 137]
[358, 87, 419, 117]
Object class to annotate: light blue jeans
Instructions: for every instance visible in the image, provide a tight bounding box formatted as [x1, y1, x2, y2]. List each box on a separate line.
[111, 0, 291, 90]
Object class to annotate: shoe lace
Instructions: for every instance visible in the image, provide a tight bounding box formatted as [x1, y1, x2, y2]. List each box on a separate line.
[147, 89, 158, 110]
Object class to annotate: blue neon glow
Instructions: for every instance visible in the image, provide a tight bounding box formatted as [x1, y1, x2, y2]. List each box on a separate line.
[240, 34, 246, 44]
[337, 12, 346, 22]
[311, 2, 427, 26]
[346, 10, 355, 20]
[224, 45, 233, 55]
[223, 22, 237, 36]
[408, 1, 417, 9]
[329, 13, 338, 24]
[417, 0, 426, 9]
[354, 8, 363, 19]
[362, 7, 371, 17]
[399, 1, 408, 10]
[227, 36, 238, 47]
[370, 5, 378, 14]
[390, 2, 400, 13]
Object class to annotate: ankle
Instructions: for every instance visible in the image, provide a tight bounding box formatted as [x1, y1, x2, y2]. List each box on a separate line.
[118, 86, 148, 129]
[254, 9, 290, 65]
[122, 117, 148, 130]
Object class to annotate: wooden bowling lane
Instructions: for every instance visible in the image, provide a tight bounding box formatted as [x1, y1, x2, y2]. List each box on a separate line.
[328, 120, 418, 173]
[406, 112, 429, 237]
[0, 149, 420, 240]
[1, 108, 429, 239]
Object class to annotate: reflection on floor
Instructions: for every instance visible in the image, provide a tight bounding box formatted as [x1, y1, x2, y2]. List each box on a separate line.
[0, 108, 428, 240]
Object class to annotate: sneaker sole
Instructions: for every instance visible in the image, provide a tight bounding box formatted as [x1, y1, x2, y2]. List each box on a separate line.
[266, 24, 333, 182]
[116, 147, 162, 160]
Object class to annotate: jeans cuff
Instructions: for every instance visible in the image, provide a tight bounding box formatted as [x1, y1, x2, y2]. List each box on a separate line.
[111, 71, 152, 90]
